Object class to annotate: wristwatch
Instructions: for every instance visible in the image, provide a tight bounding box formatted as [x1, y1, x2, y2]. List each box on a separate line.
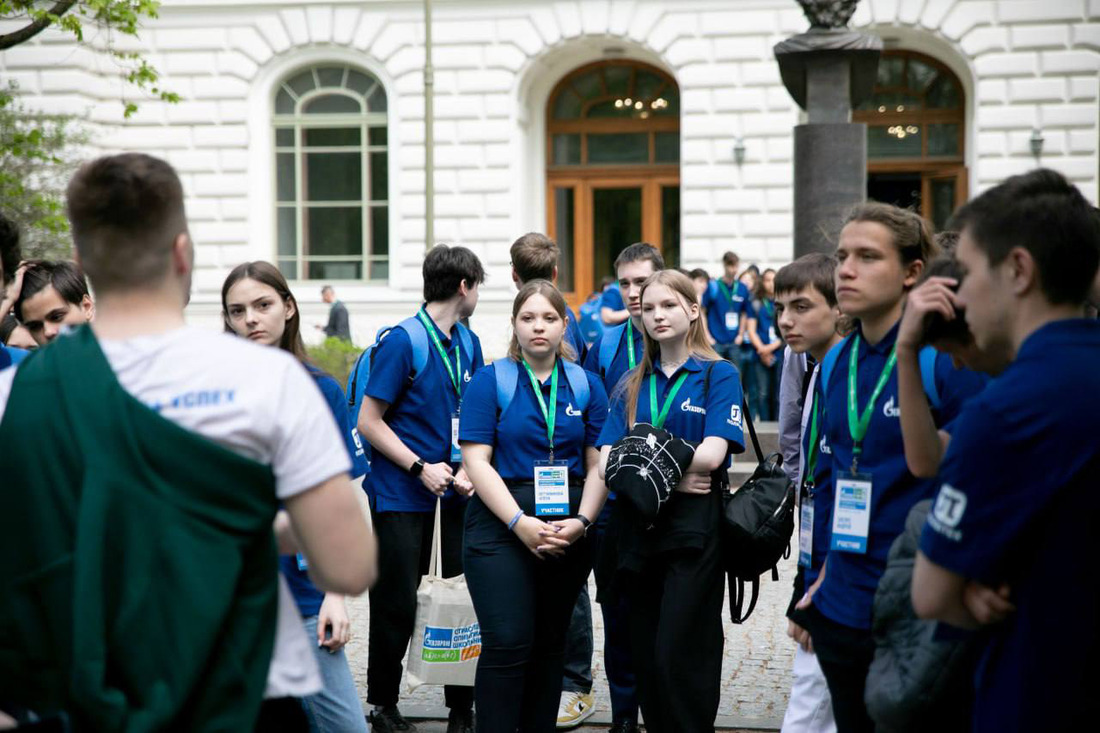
[409, 458, 425, 477]
[575, 513, 593, 536]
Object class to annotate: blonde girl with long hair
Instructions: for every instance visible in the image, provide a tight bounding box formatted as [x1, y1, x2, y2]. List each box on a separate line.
[459, 280, 610, 732]
[596, 269, 747, 732]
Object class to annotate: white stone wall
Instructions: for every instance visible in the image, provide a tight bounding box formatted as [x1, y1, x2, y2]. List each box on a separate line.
[1, 0, 1097, 356]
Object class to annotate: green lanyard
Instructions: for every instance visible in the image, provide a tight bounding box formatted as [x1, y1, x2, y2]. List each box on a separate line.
[648, 371, 689, 429]
[626, 319, 637, 370]
[522, 360, 559, 459]
[764, 300, 775, 321]
[803, 391, 821, 492]
[417, 309, 462, 398]
[717, 279, 737, 306]
[847, 335, 898, 472]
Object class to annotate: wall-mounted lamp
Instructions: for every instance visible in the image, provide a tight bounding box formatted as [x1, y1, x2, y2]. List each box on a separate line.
[733, 137, 746, 166]
[1029, 128, 1044, 160]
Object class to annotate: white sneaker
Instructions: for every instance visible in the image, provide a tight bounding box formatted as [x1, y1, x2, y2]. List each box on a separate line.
[556, 691, 596, 728]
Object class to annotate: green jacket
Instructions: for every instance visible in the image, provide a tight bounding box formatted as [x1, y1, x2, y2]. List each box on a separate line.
[0, 326, 279, 731]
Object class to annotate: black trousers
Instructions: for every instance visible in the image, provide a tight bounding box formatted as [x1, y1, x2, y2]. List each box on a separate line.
[624, 523, 725, 733]
[463, 487, 592, 733]
[367, 502, 474, 711]
[803, 605, 876, 733]
[253, 698, 310, 732]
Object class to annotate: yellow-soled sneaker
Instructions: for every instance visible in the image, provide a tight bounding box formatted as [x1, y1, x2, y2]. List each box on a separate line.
[555, 691, 596, 728]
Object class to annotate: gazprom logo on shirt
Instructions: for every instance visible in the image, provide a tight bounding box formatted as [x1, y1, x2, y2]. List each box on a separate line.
[728, 404, 742, 428]
[565, 403, 583, 417]
[929, 484, 967, 541]
[882, 396, 901, 418]
[680, 398, 706, 415]
[819, 436, 831, 455]
[464, 369, 471, 383]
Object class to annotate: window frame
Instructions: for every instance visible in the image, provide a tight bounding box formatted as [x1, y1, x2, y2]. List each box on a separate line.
[272, 65, 389, 282]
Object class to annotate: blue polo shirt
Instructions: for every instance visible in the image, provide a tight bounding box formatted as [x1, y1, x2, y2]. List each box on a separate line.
[281, 369, 370, 618]
[583, 320, 645, 401]
[363, 313, 484, 512]
[702, 279, 751, 345]
[565, 305, 588, 364]
[0, 344, 28, 371]
[920, 319, 1100, 731]
[813, 322, 986, 630]
[460, 358, 608, 483]
[597, 356, 746, 454]
[801, 383, 833, 587]
[601, 284, 625, 312]
[749, 298, 778, 356]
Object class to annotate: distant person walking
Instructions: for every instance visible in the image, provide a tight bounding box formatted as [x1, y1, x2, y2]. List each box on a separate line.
[319, 285, 352, 343]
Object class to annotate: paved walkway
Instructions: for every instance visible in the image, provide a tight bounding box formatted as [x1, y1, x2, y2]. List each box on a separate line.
[342, 540, 796, 730]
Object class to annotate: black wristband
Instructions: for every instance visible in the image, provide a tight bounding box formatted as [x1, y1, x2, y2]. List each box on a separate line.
[575, 514, 592, 535]
[409, 458, 425, 477]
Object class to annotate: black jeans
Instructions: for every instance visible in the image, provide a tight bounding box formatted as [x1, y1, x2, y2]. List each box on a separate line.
[802, 604, 876, 733]
[464, 486, 592, 733]
[366, 502, 474, 711]
[625, 511, 725, 733]
[254, 698, 310, 732]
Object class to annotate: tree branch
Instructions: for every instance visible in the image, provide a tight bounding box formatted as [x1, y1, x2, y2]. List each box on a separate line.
[0, 1, 79, 51]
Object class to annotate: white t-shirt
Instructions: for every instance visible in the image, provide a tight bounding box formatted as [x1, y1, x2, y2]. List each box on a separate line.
[0, 326, 352, 697]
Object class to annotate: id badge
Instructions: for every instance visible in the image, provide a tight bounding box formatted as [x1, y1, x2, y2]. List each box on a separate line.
[296, 552, 309, 572]
[725, 311, 739, 331]
[534, 460, 569, 517]
[769, 325, 778, 343]
[831, 471, 872, 554]
[450, 412, 462, 462]
[798, 498, 814, 568]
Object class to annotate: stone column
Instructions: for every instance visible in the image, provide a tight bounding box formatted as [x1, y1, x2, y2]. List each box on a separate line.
[774, 2, 882, 258]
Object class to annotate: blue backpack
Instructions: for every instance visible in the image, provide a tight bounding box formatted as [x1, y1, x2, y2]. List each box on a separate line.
[492, 358, 591, 417]
[345, 316, 475, 459]
[578, 294, 604, 345]
[818, 335, 941, 410]
[597, 322, 630, 378]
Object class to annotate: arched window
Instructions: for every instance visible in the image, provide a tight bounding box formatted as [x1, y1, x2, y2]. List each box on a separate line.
[274, 65, 388, 281]
[546, 61, 681, 302]
[854, 51, 967, 230]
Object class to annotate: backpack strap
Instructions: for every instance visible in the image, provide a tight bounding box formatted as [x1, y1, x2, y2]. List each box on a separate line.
[918, 345, 942, 410]
[396, 316, 431, 377]
[455, 322, 474, 376]
[728, 574, 760, 625]
[818, 333, 853, 396]
[561, 360, 590, 412]
[599, 322, 628, 377]
[494, 359, 520, 417]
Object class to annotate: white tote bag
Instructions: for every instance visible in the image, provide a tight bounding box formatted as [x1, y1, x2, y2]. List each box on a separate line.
[405, 500, 480, 691]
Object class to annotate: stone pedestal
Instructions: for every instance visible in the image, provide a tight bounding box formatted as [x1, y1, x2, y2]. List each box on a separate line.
[775, 26, 882, 257]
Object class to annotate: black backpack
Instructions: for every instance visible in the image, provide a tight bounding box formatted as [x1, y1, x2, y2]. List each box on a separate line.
[721, 398, 796, 623]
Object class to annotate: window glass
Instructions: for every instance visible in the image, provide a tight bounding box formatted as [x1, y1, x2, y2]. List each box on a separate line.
[587, 133, 648, 164]
[274, 65, 388, 280]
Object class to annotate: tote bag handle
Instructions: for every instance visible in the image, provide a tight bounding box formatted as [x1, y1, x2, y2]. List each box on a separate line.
[427, 498, 443, 579]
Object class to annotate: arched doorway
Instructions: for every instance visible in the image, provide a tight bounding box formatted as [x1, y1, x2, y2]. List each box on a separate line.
[854, 51, 967, 230]
[546, 60, 680, 304]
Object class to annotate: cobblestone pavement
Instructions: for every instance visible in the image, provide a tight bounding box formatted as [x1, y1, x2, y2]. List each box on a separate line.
[343, 540, 796, 728]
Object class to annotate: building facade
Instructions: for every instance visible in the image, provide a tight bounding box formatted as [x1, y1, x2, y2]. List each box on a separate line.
[2, 0, 1098, 355]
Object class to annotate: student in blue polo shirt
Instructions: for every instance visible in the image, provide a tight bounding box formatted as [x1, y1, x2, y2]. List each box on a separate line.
[460, 280, 608, 733]
[598, 270, 745, 733]
[358, 244, 484, 733]
[746, 267, 783, 420]
[912, 169, 1100, 733]
[772, 254, 845, 733]
[798, 203, 985, 733]
[222, 261, 372, 733]
[578, 242, 665, 732]
[701, 251, 752, 375]
[509, 232, 587, 362]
